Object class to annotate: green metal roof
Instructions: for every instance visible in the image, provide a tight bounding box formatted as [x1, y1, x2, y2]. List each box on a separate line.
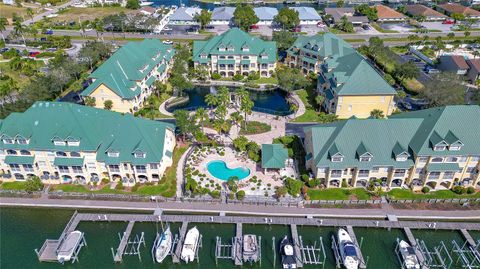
[426, 163, 460, 172]
[4, 155, 34, 165]
[261, 144, 289, 169]
[302, 56, 319, 65]
[240, 60, 250, 65]
[0, 102, 175, 165]
[304, 105, 480, 170]
[288, 33, 355, 59]
[54, 157, 84, 166]
[193, 28, 276, 64]
[81, 39, 175, 99]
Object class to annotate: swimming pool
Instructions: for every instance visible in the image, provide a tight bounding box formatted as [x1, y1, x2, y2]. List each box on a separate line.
[206, 160, 250, 181]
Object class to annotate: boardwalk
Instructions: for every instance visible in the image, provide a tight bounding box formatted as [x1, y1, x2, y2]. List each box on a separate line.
[290, 224, 303, 268]
[235, 223, 243, 266]
[114, 221, 135, 262]
[172, 221, 189, 263]
[460, 229, 477, 247]
[403, 227, 427, 267]
[346, 226, 366, 269]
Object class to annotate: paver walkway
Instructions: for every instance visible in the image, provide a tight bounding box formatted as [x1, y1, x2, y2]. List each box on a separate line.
[175, 145, 192, 198]
[159, 97, 174, 117]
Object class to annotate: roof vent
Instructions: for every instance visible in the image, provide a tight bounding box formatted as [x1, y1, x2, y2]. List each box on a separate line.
[34, 121, 39, 126]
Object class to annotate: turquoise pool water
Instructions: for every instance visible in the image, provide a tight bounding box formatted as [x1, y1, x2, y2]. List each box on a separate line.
[207, 160, 250, 181]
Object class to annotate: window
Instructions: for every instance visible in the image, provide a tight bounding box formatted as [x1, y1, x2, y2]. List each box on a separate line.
[87, 163, 96, 170]
[70, 152, 81, 157]
[466, 167, 475, 173]
[54, 140, 66, 146]
[330, 170, 342, 178]
[109, 165, 120, 173]
[318, 168, 326, 173]
[20, 150, 30, 156]
[227, 56, 234, 59]
[38, 161, 47, 167]
[457, 156, 467, 162]
[58, 166, 69, 173]
[9, 164, 20, 172]
[428, 171, 440, 179]
[123, 163, 129, 170]
[134, 151, 146, 158]
[443, 171, 454, 179]
[434, 145, 446, 151]
[72, 166, 83, 173]
[56, 151, 67, 157]
[150, 163, 158, 169]
[3, 138, 14, 144]
[449, 145, 461, 151]
[470, 156, 480, 162]
[331, 156, 343, 162]
[394, 169, 406, 177]
[219, 55, 226, 59]
[415, 168, 423, 174]
[6, 150, 17, 155]
[17, 138, 28, 144]
[396, 155, 408, 162]
[135, 165, 147, 173]
[431, 157, 443, 163]
[242, 56, 249, 59]
[108, 151, 119, 158]
[358, 170, 369, 178]
[22, 164, 34, 172]
[372, 167, 379, 173]
[445, 156, 458, 163]
[47, 151, 55, 157]
[359, 156, 371, 162]
[418, 156, 429, 163]
[67, 141, 80, 147]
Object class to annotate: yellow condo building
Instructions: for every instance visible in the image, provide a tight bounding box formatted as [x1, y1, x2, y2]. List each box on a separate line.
[81, 39, 175, 113]
[287, 33, 396, 119]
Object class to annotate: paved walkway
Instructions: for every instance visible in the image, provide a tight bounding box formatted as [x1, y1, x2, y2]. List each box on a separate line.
[2, 197, 480, 220]
[175, 145, 192, 198]
[23, 0, 77, 25]
[159, 97, 174, 117]
[289, 92, 306, 120]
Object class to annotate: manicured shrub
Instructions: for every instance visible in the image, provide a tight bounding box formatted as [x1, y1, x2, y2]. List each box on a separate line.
[421, 187, 430, 193]
[466, 186, 475, 194]
[211, 73, 221, 80]
[232, 74, 244, 81]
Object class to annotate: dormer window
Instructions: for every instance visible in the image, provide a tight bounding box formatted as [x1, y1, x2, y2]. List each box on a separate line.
[434, 145, 446, 151]
[67, 140, 80, 147]
[261, 53, 268, 59]
[20, 150, 31, 156]
[218, 44, 226, 51]
[54, 140, 66, 146]
[332, 156, 343, 162]
[449, 141, 463, 151]
[227, 45, 234, 51]
[242, 45, 249, 52]
[17, 138, 28, 145]
[3, 138, 14, 144]
[108, 151, 119, 158]
[359, 156, 372, 162]
[200, 53, 207, 59]
[56, 151, 67, 157]
[7, 149, 17, 155]
[139, 64, 149, 73]
[134, 151, 146, 158]
[396, 155, 408, 162]
[70, 151, 81, 157]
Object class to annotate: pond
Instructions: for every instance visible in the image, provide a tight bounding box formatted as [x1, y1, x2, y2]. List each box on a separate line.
[166, 86, 294, 116]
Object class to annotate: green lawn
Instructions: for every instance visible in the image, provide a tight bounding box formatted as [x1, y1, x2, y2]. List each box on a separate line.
[370, 22, 399, 33]
[387, 189, 480, 200]
[239, 121, 271, 135]
[53, 7, 134, 22]
[292, 89, 338, 123]
[252, 77, 278, 84]
[0, 181, 28, 191]
[0, 61, 45, 90]
[307, 188, 373, 200]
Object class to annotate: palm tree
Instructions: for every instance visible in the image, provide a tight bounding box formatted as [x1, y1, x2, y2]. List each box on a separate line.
[13, 18, 27, 46]
[370, 109, 385, 119]
[0, 16, 7, 43]
[195, 107, 208, 131]
[237, 88, 253, 129]
[217, 86, 230, 107]
[26, 8, 34, 21]
[205, 93, 218, 109]
[230, 111, 243, 127]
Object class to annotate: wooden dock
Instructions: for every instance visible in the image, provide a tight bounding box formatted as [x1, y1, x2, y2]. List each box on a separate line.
[113, 221, 135, 262]
[403, 227, 427, 266]
[234, 223, 243, 266]
[460, 229, 477, 247]
[172, 221, 189, 263]
[346, 226, 366, 269]
[290, 224, 303, 268]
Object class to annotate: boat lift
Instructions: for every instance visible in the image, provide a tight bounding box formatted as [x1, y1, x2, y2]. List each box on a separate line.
[331, 234, 369, 269]
[111, 232, 146, 262]
[415, 239, 452, 269]
[151, 231, 179, 263]
[451, 239, 480, 269]
[298, 235, 326, 268]
[214, 236, 235, 265]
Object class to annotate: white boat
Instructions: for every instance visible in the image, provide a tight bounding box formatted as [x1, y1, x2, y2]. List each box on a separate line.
[280, 236, 296, 269]
[338, 228, 359, 269]
[155, 226, 173, 263]
[399, 240, 420, 269]
[139, 0, 154, 6]
[243, 234, 259, 263]
[181, 226, 199, 263]
[57, 231, 83, 262]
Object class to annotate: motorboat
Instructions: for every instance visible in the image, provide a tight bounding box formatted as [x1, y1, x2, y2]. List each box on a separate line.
[280, 236, 296, 269]
[398, 240, 420, 269]
[338, 228, 359, 269]
[57, 231, 83, 262]
[181, 226, 199, 263]
[242, 234, 259, 263]
[139, 0, 153, 6]
[154, 225, 173, 263]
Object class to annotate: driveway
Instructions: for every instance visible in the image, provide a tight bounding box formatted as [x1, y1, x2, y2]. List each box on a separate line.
[301, 25, 325, 36]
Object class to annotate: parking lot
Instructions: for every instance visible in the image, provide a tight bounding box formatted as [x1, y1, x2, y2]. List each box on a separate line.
[399, 54, 432, 84]
[420, 21, 453, 32]
[379, 22, 415, 33]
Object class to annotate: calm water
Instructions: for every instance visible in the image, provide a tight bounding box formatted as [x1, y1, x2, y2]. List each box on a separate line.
[166, 87, 293, 115]
[0, 207, 474, 269]
[207, 160, 251, 180]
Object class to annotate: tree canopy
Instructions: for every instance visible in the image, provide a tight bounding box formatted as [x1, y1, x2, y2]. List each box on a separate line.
[274, 8, 300, 30]
[233, 4, 259, 31]
[355, 4, 378, 21]
[421, 73, 465, 107]
[272, 30, 296, 50]
[194, 9, 212, 30]
[277, 67, 309, 92]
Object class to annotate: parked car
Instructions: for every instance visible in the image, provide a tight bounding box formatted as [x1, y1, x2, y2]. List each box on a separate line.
[316, 22, 325, 27]
[29, 51, 40, 57]
[45, 29, 54, 35]
[162, 40, 173, 45]
[362, 24, 370, 30]
[424, 66, 440, 74]
[0, 48, 8, 53]
[250, 24, 259, 29]
[291, 26, 301, 32]
[443, 19, 454, 24]
[272, 27, 282, 32]
[163, 26, 172, 31]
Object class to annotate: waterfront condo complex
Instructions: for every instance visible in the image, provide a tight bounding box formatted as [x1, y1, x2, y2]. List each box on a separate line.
[287, 33, 396, 119]
[304, 105, 480, 190]
[0, 102, 176, 185]
[193, 28, 277, 78]
[81, 39, 175, 113]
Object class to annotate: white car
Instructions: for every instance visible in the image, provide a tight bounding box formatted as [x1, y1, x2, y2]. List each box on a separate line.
[162, 40, 173, 45]
[163, 27, 172, 31]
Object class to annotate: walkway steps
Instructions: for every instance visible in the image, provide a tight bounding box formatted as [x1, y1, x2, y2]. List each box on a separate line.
[460, 229, 477, 247]
[172, 221, 189, 263]
[235, 223, 243, 266]
[290, 224, 303, 268]
[346, 226, 366, 269]
[403, 227, 426, 266]
[114, 221, 135, 262]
